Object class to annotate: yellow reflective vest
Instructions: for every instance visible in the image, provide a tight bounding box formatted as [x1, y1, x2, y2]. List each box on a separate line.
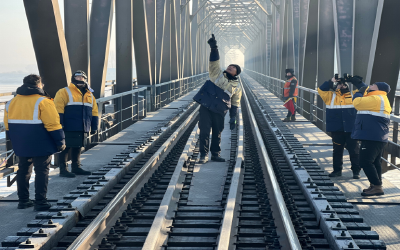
[5, 93, 64, 157]
[351, 90, 392, 142]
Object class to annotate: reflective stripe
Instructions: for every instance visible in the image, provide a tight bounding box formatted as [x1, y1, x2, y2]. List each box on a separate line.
[357, 95, 390, 118]
[5, 99, 13, 112]
[326, 93, 354, 109]
[65, 87, 74, 104]
[214, 72, 224, 84]
[65, 87, 93, 107]
[7, 97, 45, 124]
[224, 89, 233, 97]
[7, 119, 43, 124]
[327, 105, 354, 109]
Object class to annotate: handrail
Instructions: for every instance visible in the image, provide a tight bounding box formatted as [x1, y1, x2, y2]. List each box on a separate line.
[245, 68, 400, 172]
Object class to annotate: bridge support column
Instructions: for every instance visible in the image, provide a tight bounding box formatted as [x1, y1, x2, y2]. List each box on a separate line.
[64, 0, 89, 80]
[23, 0, 72, 97]
[116, 0, 133, 129]
[89, 0, 114, 99]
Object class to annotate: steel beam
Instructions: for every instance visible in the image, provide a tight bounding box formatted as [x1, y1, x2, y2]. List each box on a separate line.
[64, 0, 89, 79]
[89, 0, 114, 98]
[333, 0, 353, 75]
[132, 0, 152, 85]
[301, 0, 318, 119]
[156, 0, 166, 84]
[317, 0, 334, 129]
[170, 0, 180, 80]
[160, 0, 172, 83]
[23, 0, 72, 97]
[353, 0, 378, 79]
[367, 0, 400, 105]
[115, 0, 133, 129]
[298, 0, 309, 85]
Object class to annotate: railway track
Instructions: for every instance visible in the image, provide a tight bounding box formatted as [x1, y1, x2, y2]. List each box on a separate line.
[3, 74, 386, 250]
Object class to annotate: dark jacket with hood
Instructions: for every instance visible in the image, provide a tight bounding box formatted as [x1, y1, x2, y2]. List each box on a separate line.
[4, 84, 65, 157]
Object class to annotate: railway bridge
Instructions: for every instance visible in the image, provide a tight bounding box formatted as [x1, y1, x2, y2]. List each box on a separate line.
[1, 1, 400, 249]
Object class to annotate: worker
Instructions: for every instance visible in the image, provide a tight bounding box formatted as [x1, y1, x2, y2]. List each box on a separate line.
[4, 74, 66, 211]
[282, 69, 298, 122]
[54, 70, 98, 177]
[318, 75, 366, 179]
[352, 82, 392, 196]
[193, 34, 242, 163]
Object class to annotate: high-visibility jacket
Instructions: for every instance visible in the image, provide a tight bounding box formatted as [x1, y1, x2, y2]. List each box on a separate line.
[54, 83, 99, 133]
[4, 93, 65, 157]
[351, 90, 392, 142]
[318, 80, 366, 132]
[284, 76, 298, 98]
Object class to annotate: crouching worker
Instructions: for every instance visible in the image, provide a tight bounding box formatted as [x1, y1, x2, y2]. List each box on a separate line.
[352, 82, 392, 196]
[4, 74, 66, 211]
[193, 34, 242, 163]
[54, 70, 98, 177]
[318, 75, 366, 179]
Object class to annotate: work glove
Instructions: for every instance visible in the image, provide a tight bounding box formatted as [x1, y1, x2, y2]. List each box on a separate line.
[57, 144, 66, 153]
[229, 117, 236, 130]
[350, 75, 363, 85]
[357, 86, 368, 95]
[207, 34, 218, 49]
[328, 80, 335, 89]
[90, 130, 97, 135]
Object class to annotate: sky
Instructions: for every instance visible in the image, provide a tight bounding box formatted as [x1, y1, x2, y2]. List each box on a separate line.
[0, 0, 117, 74]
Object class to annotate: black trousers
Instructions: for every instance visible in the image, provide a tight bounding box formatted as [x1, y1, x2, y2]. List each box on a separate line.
[17, 155, 51, 202]
[199, 105, 225, 156]
[360, 140, 386, 185]
[331, 131, 360, 173]
[287, 109, 296, 117]
[58, 147, 82, 167]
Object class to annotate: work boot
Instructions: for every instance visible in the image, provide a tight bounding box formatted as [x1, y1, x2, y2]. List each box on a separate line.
[363, 184, 374, 192]
[328, 171, 342, 177]
[34, 200, 52, 211]
[290, 115, 296, 121]
[353, 171, 360, 179]
[199, 155, 208, 164]
[18, 199, 34, 209]
[59, 163, 76, 178]
[282, 117, 291, 122]
[361, 185, 384, 196]
[71, 164, 91, 175]
[211, 154, 225, 162]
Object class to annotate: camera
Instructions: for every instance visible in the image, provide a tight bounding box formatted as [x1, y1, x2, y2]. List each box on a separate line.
[334, 73, 352, 83]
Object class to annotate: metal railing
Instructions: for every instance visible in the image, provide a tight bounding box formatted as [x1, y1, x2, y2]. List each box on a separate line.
[0, 73, 208, 172]
[245, 69, 400, 171]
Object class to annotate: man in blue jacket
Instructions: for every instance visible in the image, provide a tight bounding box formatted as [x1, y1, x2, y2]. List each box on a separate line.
[352, 82, 392, 196]
[54, 71, 98, 177]
[318, 76, 366, 179]
[4, 74, 66, 211]
[194, 34, 242, 163]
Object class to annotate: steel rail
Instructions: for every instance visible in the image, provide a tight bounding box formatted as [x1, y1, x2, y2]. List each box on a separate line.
[67, 106, 200, 250]
[217, 100, 244, 249]
[141, 124, 200, 249]
[241, 79, 302, 250]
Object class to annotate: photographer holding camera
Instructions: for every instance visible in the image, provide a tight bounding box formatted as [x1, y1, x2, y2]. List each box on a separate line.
[318, 74, 366, 179]
[352, 81, 391, 196]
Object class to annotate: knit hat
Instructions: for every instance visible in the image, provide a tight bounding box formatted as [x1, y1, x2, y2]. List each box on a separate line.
[374, 82, 391, 93]
[229, 64, 241, 75]
[285, 68, 294, 75]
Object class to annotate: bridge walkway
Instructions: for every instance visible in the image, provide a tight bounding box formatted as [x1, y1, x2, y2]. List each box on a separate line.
[245, 73, 400, 250]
